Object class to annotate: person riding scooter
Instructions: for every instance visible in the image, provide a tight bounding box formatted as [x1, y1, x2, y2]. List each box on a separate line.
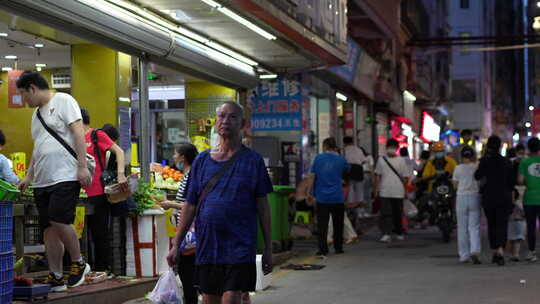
[415, 141, 457, 227]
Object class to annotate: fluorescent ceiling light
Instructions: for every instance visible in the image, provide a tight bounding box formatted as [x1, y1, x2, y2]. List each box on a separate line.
[36, 67, 42, 72]
[336, 92, 348, 101]
[404, 90, 416, 102]
[218, 7, 277, 40]
[35, 63, 47, 67]
[1, 67, 12, 71]
[0, 33, 7, 37]
[95, 0, 258, 68]
[4, 55, 17, 60]
[201, 0, 221, 8]
[199, 0, 276, 40]
[34, 43, 44, 48]
[205, 41, 258, 66]
[259, 74, 277, 79]
[77, 0, 259, 72]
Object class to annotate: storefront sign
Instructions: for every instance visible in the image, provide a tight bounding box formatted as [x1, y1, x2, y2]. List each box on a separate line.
[8, 70, 24, 108]
[420, 112, 441, 143]
[251, 78, 302, 131]
[532, 109, 540, 136]
[9, 152, 26, 179]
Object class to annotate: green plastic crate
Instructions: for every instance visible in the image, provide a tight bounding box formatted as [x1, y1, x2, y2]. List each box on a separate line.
[0, 180, 20, 201]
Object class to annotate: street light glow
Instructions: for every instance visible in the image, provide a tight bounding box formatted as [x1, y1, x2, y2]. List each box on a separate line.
[530, 105, 535, 111]
[526, 122, 532, 128]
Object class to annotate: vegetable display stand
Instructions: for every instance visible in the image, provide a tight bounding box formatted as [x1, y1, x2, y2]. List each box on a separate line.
[125, 209, 169, 277]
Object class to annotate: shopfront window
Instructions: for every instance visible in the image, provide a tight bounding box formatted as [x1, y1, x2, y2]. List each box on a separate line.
[152, 110, 188, 166]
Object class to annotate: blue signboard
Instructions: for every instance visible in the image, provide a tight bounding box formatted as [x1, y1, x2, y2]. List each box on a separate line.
[328, 38, 361, 84]
[251, 78, 302, 131]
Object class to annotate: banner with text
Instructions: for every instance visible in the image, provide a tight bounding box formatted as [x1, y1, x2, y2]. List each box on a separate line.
[251, 78, 302, 131]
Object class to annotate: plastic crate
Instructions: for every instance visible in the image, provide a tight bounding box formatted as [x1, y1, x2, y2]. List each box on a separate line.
[0, 251, 14, 304]
[0, 202, 13, 252]
[0, 181, 19, 202]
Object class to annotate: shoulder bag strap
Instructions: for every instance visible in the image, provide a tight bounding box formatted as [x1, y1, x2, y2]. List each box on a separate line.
[195, 147, 246, 216]
[383, 156, 405, 185]
[92, 129, 105, 170]
[36, 109, 77, 160]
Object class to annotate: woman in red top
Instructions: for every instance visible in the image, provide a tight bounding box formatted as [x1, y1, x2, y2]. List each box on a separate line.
[81, 109, 127, 273]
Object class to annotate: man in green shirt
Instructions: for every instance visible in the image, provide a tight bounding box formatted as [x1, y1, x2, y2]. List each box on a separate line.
[518, 137, 540, 262]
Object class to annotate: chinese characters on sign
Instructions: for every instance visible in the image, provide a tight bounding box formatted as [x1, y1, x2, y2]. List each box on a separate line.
[251, 78, 303, 131]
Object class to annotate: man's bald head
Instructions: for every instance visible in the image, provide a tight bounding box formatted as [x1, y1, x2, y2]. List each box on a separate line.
[216, 101, 244, 117]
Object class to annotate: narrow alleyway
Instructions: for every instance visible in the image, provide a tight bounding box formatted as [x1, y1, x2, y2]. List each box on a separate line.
[253, 227, 540, 304]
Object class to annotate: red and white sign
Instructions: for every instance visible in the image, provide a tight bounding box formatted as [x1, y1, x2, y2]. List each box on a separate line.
[532, 109, 540, 135]
[420, 112, 440, 143]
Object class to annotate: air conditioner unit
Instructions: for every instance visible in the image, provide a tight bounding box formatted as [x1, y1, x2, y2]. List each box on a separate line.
[51, 73, 71, 89]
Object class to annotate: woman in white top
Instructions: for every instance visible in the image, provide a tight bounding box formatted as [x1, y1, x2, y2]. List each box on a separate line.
[452, 146, 481, 264]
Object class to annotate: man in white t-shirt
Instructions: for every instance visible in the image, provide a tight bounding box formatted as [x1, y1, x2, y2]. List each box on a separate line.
[16, 71, 92, 292]
[343, 136, 366, 207]
[374, 139, 411, 243]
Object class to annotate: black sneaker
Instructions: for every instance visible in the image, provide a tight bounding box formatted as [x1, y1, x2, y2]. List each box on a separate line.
[315, 251, 328, 258]
[335, 249, 345, 254]
[471, 255, 482, 265]
[43, 273, 67, 292]
[509, 256, 520, 262]
[68, 261, 90, 287]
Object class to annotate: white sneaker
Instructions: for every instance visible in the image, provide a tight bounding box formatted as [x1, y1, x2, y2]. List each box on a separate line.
[526, 251, 538, 262]
[379, 235, 391, 243]
[396, 235, 405, 241]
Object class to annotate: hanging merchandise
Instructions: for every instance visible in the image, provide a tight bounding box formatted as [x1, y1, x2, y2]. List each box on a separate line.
[191, 136, 211, 153]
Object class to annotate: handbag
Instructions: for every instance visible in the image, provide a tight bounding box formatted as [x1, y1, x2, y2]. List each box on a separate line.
[36, 109, 96, 178]
[91, 129, 117, 186]
[179, 147, 246, 254]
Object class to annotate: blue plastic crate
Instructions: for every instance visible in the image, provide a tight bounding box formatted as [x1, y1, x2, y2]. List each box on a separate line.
[0, 202, 13, 252]
[0, 251, 13, 304]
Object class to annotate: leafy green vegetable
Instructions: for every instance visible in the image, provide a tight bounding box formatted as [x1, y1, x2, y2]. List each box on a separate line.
[131, 181, 165, 216]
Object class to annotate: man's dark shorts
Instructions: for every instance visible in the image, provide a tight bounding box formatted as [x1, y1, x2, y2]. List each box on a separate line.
[34, 181, 81, 231]
[194, 262, 256, 295]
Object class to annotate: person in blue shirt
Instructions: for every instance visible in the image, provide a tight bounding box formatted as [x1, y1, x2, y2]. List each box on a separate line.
[0, 130, 20, 184]
[308, 137, 349, 257]
[167, 102, 273, 304]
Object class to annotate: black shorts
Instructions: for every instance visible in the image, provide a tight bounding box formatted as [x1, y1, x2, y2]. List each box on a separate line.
[194, 262, 256, 295]
[34, 181, 81, 230]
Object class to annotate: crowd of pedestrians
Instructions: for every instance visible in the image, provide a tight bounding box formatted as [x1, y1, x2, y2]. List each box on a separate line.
[4, 72, 540, 303]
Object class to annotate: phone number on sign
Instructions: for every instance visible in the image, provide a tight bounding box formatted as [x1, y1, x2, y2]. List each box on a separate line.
[252, 118, 300, 130]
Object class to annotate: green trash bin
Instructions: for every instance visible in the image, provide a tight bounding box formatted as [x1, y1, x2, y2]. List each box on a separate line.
[257, 185, 295, 253]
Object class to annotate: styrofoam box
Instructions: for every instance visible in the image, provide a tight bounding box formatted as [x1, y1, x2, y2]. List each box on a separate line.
[255, 254, 271, 291]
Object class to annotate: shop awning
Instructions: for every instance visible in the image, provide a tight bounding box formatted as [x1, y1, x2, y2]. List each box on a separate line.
[134, 0, 348, 71]
[0, 0, 259, 89]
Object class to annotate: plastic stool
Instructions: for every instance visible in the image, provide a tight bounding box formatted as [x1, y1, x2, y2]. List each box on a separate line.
[294, 211, 311, 224]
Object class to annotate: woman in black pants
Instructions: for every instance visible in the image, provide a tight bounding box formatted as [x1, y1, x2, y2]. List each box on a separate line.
[162, 144, 199, 304]
[475, 135, 515, 265]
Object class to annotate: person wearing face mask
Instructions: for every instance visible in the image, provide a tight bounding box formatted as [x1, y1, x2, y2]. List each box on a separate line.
[374, 139, 412, 243]
[420, 141, 457, 193]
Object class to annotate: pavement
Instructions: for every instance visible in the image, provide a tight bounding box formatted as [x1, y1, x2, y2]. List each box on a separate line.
[253, 226, 540, 304]
[125, 221, 540, 304]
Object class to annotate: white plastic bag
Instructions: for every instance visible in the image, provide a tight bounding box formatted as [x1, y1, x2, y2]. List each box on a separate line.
[404, 199, 418, 219]
[148, 268, 183, 304]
